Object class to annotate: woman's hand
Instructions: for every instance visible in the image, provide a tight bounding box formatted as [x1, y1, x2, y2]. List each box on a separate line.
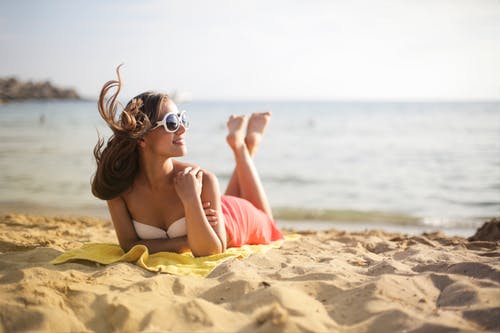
[173, 167, 203, 202]
[203, 201, 220, 227]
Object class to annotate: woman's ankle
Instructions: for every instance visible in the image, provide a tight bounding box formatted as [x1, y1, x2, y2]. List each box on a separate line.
[231, 143, 249, 156]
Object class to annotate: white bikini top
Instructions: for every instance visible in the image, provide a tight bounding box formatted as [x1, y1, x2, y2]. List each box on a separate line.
[132, 217, 187, 239]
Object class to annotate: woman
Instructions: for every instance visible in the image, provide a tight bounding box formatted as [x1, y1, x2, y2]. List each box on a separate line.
[92, 66, 283, 257]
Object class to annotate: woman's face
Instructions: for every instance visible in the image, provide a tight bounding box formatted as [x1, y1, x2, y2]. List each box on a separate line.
[141, 99, 187, 157]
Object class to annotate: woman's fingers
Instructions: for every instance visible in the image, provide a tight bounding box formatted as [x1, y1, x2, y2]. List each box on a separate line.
[207, 214, 218, 225]
[188, 167, 200, 175]
[205, 209, 218, 224]
[175, 167, 202, 182]
[178, 167, 203, 181]
[177, 166, 203, 178]
[174, 170, 185, 181]
[205, 208, 217, 216]
[188, 167, 203, 180]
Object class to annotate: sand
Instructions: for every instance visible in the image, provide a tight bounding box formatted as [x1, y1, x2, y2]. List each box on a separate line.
[0, 213, 499, 333]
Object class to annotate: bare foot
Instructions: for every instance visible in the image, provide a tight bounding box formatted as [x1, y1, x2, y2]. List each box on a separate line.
[226, 115, 248, 151]
[245, 112, 271, 156]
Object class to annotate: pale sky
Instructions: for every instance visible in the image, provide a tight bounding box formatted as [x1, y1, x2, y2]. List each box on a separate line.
[1, 0, 500, 101]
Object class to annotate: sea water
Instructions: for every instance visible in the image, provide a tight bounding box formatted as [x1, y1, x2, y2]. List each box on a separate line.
[0, 100, 499, 236]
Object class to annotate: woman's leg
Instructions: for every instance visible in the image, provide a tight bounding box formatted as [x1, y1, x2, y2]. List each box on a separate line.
[224, 112, 271, 197]
[224, 113, 273, 219]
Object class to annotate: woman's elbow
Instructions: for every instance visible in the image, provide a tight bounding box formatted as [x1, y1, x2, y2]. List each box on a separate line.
[192, 243, 224, 257]
[119, 238, 139, 253]
[120, 243, 133, 253]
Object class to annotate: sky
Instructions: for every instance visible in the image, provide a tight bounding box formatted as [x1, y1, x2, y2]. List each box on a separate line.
[1, 0, 500, 101]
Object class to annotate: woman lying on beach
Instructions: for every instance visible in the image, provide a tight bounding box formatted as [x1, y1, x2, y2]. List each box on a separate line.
[92, 67, 283, 257]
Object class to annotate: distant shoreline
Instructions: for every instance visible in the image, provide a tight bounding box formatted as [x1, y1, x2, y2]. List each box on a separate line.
[0, 77, 80, 103]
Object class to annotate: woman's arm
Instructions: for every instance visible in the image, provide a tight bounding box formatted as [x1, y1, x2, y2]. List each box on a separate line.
[107, 196, 190, 253]
[200, 170, 227, 251]
[173, 167, 224, 256]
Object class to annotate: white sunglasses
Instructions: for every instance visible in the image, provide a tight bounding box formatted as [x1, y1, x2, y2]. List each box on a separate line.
[151, 110, 190, 133]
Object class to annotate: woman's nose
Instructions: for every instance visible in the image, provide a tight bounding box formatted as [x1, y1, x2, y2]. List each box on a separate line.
[176, 124, 186, 134]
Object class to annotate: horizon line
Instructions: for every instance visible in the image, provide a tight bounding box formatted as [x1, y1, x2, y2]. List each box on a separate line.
[78, 95, 500, 104]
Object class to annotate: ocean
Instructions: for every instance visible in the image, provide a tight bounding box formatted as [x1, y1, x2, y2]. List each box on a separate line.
[1, 100, 499, 237]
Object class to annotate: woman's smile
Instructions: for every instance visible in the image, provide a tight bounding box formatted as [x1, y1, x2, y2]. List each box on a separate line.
[173, 136, 185, 145]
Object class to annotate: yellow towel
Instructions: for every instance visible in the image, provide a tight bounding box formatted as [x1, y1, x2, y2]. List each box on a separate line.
[51, 235, 300, 277]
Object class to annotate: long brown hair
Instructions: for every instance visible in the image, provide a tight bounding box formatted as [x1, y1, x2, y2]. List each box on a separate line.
[91, 65, 171, 200]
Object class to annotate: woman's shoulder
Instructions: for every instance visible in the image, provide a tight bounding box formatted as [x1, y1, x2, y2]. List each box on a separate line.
[173, 160, 212, 173]
[173, 160, 217, 184]
[173, 160, 197, 168]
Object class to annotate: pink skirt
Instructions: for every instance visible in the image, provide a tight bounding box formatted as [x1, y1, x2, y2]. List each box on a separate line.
[221, 195, 283, 247]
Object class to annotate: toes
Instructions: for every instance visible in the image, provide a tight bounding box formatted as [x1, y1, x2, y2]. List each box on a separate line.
[227, 114, 247, 123]
[250, 111, 272, 117]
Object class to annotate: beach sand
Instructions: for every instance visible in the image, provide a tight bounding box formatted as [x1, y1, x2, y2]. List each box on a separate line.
[0, 213, 499, 333]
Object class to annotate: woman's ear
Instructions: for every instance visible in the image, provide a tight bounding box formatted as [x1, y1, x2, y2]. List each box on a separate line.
[138, 138, 146, 148]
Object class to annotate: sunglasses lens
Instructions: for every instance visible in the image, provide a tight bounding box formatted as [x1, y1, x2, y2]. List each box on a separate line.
[165, 114, 179, 132]
[180, 112, 190, 129]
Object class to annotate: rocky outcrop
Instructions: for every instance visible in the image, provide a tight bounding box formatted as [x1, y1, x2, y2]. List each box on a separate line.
[468, 218, 500, 242]
[0, 77, 80, 103]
